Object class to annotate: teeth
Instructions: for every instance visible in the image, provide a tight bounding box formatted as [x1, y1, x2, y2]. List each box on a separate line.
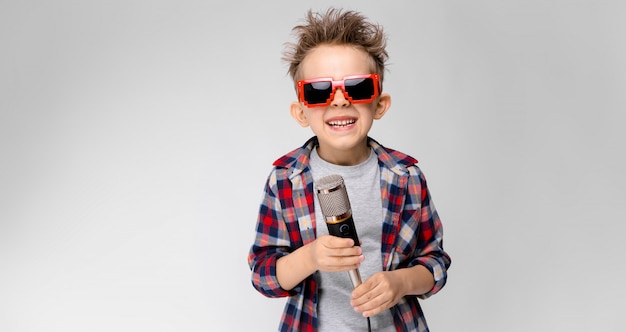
[328, 119, 355, 127]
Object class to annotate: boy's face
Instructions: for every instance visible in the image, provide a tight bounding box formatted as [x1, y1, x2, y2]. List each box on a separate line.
[290, 45, 391, 166]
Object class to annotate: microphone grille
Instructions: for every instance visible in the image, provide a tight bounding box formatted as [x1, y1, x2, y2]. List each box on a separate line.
[315, 174, 351, 217]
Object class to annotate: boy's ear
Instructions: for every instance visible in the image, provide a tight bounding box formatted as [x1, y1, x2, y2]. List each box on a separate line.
[290, 101, 310, 127]
[374, 93, 392, 120]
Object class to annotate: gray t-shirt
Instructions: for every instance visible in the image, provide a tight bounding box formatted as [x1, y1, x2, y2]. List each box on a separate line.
[310, 147, 396, 332]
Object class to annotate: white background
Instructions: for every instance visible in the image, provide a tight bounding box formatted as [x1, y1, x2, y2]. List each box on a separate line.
[1, 1, 625, 331]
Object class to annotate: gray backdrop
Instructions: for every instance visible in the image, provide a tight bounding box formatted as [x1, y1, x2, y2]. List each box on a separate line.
[1, 1, 624, 331]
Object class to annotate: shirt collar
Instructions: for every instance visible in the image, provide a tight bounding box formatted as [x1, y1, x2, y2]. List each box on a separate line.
[273, 136, 418, 178]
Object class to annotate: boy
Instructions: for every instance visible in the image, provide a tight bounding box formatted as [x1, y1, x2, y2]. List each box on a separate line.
[248, 8, 451, 332]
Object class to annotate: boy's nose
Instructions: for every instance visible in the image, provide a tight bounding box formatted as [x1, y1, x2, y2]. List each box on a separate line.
[331, 88, 350, 107]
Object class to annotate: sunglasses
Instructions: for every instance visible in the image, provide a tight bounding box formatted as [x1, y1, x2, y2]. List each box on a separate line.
[296, 74, 380, 107]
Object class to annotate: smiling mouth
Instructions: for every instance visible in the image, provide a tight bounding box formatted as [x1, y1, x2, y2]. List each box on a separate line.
[327, 119, 356, 127]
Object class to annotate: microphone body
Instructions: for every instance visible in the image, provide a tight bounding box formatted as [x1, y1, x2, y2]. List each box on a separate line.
[315, 174, 362, 288]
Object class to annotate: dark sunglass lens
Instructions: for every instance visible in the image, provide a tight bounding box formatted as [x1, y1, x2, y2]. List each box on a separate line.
[345, 78, 375, 100]
[304, 81, 332, 104]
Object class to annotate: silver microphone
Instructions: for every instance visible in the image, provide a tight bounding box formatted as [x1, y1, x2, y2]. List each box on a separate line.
[315, 174, 362, 288]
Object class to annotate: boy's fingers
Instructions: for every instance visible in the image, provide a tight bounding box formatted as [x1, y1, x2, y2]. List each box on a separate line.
[323, 235, 355, 248]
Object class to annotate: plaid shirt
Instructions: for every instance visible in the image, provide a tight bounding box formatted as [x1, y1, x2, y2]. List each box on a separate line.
[248, 137, 451, 332]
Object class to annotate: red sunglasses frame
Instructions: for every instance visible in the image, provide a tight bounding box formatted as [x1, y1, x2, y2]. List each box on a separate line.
[296, 74, 380, 107]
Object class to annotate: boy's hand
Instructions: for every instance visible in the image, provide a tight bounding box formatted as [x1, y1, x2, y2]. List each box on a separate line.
[350, 271, 405, 318]
[309, 235, 364, 272]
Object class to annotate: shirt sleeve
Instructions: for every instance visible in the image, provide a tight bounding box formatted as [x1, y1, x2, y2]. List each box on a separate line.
[247, 169, 299, 298]
[406, 166, 451, 299]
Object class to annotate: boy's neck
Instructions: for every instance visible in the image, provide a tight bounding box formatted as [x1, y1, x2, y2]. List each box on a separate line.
[315, 143, 371, 166]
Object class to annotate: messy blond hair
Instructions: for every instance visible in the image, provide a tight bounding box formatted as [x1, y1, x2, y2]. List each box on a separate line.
[283, 8, 388, 83]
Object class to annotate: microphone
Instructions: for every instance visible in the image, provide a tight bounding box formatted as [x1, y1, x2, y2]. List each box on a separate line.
[314, 174, 362, 288]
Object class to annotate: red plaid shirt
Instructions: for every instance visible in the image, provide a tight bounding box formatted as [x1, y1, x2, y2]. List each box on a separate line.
[248, 137, 451, 332]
